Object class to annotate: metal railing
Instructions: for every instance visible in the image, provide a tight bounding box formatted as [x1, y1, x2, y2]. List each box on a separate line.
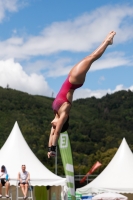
[60, 174, 97, 183]
[74, 174, 97, 183]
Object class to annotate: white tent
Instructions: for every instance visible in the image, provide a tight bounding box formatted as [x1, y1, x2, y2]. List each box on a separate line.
[76, 138, 133, 194]
[92, 193, 127, 200]
[0, 121, 66, 187]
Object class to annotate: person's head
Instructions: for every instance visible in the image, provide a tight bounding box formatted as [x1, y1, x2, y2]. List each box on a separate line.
[60, 116, 69, 133]
[21, 165, 26, 172]
[1, 165, 5, 172]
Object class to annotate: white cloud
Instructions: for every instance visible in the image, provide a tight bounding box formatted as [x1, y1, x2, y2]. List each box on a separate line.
[0, 59, 132, 100]
[12, 29, 17, 34]
[90, 51, 131, 72]
[73, 84, 133, 100]
[24, 58, 72, 77]
[99, 76, 105, 81]
[0, 5, 133, 60]
[0, 3, 133, 99]
[0, 0, 27, 22]
[24, 51, 132, 78]
[98, 76, 105, 85]
[0, 59, 53, 96]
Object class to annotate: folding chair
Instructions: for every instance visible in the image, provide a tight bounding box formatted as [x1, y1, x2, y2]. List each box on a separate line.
[16, 181, 33, 200]
[1, 186, 12, 200]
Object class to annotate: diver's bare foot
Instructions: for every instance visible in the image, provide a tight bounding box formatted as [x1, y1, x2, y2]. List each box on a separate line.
[105, 31, 116, 45]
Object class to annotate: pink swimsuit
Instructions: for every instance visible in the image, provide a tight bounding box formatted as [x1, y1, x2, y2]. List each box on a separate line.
[52, 76, 83, 112]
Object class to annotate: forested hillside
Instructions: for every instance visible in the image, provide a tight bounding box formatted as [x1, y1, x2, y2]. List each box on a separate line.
[0, 86, 133, 175]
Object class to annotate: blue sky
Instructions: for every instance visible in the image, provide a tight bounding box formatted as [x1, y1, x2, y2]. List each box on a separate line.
[0, 0, 133, 100]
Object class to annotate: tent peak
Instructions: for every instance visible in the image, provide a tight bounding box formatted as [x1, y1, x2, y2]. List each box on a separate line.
[14, 121, 18, 125]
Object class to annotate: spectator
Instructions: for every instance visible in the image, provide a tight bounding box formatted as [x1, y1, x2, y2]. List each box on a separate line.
[0, 165, 10, 198]
[18, 165, 30, 200]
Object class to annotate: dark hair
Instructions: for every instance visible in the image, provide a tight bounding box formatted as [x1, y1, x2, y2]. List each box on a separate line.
[1, 165, 5, 170]
[61, 116, 69, 133]
[1, 165, 5, 172]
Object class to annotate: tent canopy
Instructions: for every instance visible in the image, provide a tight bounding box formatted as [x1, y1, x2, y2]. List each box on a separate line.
[76, 138, 133, 194]
[0, 122, 66, 186]
[92, 193, 127, 200]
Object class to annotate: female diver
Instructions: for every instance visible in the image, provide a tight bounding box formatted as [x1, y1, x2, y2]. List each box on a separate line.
[48, 31, 116, 158]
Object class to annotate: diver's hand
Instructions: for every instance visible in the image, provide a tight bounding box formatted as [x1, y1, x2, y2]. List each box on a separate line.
[47, 151, 56, 158]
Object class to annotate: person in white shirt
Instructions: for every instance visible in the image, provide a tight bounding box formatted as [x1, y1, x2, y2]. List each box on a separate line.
[0, 165, 10, 198]
[18, 165, 30, 200]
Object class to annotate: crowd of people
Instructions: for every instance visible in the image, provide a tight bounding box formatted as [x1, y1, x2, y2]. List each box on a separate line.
[0, 165, 30, 199]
